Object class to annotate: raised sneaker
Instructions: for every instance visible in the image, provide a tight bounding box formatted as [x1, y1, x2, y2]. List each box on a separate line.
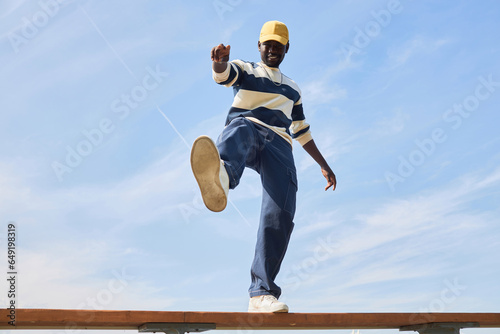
[190, 135, 229, 212]
[248, 295, 289, 313]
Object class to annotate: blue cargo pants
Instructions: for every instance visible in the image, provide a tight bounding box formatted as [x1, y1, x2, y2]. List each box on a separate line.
[216, 117, 297, 299]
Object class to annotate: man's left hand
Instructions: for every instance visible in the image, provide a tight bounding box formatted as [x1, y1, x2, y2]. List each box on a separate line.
[322, 166, 336, 191]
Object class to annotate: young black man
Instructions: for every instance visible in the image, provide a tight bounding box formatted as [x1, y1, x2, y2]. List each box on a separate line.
[191, 20, 336, 313]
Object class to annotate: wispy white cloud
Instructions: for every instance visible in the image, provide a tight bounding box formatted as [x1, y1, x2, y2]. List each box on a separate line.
[302, 81, 347, 106]
[373, 108, 410, 136]
[385, 35, 452, 70]
[295, 124, 360, 172]
[9, 245, 179, 312]
[301, 57, 355, 108]
[0, 0, 26, 19]
[280, 167, 500, 311]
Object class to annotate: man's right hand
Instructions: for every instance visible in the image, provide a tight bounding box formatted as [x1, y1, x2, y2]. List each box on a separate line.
[211, 44, 231, 63]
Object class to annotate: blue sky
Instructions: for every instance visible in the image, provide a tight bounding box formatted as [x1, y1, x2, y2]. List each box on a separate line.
[1, 1, 499, 333]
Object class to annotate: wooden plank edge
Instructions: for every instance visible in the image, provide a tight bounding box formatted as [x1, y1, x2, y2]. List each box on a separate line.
[1, 309, 500, 330]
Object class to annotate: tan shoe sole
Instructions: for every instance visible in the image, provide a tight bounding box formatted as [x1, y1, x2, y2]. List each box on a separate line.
[190, 136, 227, 212]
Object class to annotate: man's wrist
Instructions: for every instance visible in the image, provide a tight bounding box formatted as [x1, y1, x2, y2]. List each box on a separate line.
[214, 57, 229, 64]
[213, 61, 230, 76]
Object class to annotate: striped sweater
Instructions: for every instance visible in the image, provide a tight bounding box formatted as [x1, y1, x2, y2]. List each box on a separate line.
[213, 60, 312, 147]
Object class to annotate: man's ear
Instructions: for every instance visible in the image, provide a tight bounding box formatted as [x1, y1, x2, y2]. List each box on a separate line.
[285, 42, 290, 53]
[258, 41, 261, 51]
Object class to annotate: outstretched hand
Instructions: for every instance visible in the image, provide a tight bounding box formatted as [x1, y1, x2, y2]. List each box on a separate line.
[301, 139, 337, 192]
[211, 43, 231, 62]
[322, 166, 337, 191]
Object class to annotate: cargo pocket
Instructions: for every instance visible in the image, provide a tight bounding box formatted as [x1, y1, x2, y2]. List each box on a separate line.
[283, 168, 298, 215]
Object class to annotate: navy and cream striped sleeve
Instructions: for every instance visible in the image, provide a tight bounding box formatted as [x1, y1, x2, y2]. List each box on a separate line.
[212, 60, 244, 87]
[290, 96, 313, 146]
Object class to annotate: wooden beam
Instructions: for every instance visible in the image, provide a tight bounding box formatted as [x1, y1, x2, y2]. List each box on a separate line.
[1, 309, 500, 330]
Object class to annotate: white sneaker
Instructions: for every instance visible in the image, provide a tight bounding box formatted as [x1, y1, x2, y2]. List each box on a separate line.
[248, 295, 289, 313]
[190, 135, 229, 212]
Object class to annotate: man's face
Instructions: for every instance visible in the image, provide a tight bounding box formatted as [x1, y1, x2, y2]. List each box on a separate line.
[258, 40, 289, 68]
